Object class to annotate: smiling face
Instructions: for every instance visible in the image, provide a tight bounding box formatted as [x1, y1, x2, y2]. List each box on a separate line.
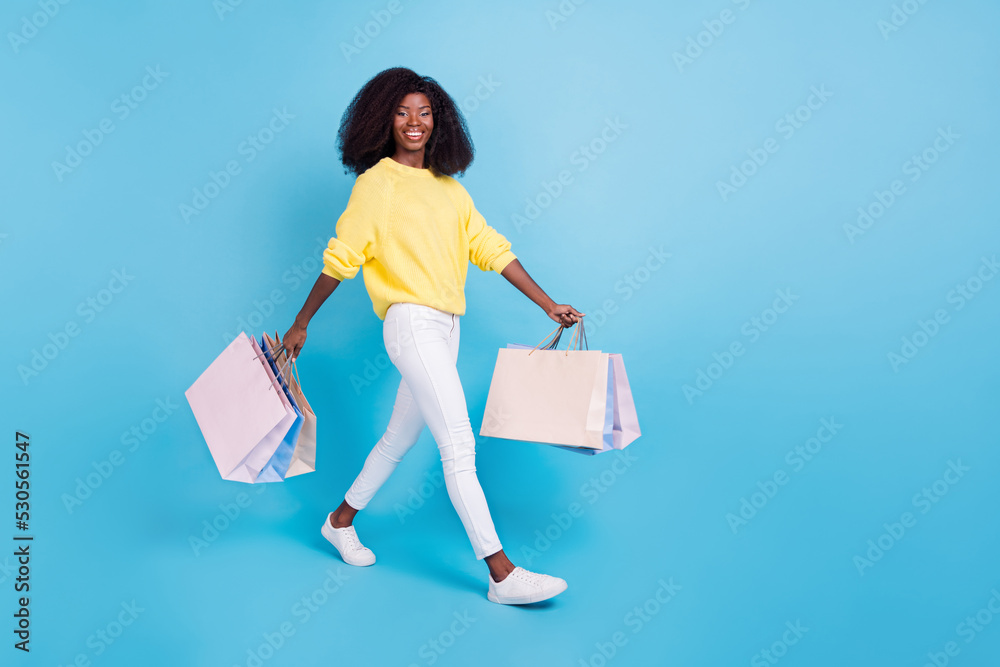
[392, 92, 433, 161]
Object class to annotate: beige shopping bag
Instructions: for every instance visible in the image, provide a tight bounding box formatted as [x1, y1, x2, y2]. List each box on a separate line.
[479, 326, 610, 449]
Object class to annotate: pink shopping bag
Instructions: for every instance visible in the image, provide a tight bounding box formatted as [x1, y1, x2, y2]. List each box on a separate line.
[185, 332, 298, 483]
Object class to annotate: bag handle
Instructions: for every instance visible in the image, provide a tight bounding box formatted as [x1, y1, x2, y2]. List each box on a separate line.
[566, 321, 588, 354]
[254, 334, 292, 389]
[528, 324, 565, 355]
[528, 322, 587, 356]
[269, 333, 294, 384]
[275, 354, 293, 383]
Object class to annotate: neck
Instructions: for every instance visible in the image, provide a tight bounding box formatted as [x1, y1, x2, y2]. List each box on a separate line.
[390, 148, 427, 169]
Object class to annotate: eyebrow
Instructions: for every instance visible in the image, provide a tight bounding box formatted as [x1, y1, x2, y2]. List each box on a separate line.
[397, 105, 431, 109]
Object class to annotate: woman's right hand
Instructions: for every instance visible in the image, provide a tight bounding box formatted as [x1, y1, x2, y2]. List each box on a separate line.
[282, 321, 308, 360]
[546, 303, 585, 328]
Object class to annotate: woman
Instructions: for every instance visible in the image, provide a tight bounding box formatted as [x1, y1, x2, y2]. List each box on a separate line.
[282, 67, 583, 605]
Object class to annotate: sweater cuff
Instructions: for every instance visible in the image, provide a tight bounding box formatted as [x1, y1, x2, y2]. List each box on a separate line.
[322, 237, 364, 281]
[490, 250, 517, 274]
[322, 264, 350, 281]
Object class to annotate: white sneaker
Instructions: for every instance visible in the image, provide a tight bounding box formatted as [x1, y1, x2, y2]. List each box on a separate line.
[320, 513, 375, 566]
[488, 566, 568, 605]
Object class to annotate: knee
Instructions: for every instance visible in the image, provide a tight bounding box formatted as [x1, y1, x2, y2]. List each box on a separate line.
[439, 439, 477, 474]
[374, 435, 413, 464]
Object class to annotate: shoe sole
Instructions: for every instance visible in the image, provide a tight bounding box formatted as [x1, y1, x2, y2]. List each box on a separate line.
[320, 523, 376, 567]
[488, 579, 568, 605]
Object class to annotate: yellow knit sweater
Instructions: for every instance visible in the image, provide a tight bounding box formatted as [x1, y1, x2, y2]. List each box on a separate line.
[322, 157, 517, 320]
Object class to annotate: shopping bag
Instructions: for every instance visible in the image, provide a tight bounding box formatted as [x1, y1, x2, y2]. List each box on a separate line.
[185, 332, 298, 483]
[554, 353, 641, 456]
[484, 324, 641, 455]
[253, 335, 304, 482]
[263, 332, 316, 478]
[609, 354, 641, 448]
[480, 326, 610, 449]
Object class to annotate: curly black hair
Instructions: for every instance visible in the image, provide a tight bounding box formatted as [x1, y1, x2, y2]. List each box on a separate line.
[336, 67, 475, 177]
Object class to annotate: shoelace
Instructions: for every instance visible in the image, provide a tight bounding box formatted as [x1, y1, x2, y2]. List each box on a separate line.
[511, 568, 548, 587]
[336, 526, 366, 553]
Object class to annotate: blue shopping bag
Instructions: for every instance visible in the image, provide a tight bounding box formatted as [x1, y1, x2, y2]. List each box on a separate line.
[252, 335, 303, 481]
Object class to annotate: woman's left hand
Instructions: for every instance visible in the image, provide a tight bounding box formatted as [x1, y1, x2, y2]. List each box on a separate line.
[546, 304, 585, 327]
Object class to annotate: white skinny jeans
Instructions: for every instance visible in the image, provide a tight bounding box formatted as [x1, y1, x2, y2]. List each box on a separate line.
[343, 302, 503, 560]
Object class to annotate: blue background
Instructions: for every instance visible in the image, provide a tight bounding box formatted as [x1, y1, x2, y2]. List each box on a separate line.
[2, 0, 999, 665]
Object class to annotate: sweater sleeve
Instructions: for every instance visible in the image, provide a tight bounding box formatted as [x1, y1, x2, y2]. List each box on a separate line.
[322, 171, 385, 281]
[461, 186, 517, 274]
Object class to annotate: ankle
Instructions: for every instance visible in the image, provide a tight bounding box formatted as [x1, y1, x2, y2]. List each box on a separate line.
[329, 512, 354, 529]
[489, 563, 516, 583]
